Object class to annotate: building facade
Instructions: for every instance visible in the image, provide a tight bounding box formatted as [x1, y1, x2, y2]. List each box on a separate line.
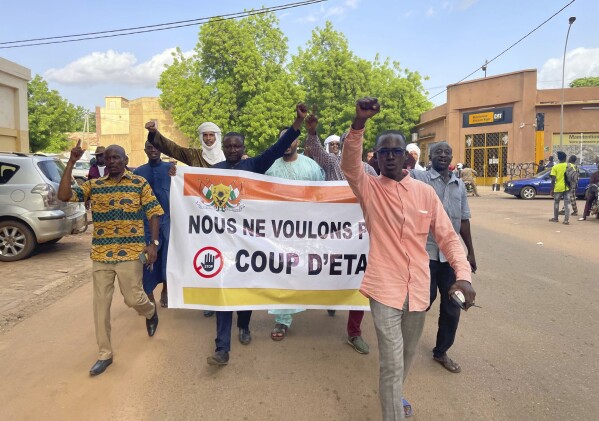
[97, 96, 191, 166]
[414, 69, 599, 185]
[0, 57, 31, 153]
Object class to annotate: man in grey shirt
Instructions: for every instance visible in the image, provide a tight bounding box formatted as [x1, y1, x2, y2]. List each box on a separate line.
[411, 141, 477, 374]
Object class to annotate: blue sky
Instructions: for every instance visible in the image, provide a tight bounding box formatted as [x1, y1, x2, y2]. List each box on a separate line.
[2, 0, 598, 112]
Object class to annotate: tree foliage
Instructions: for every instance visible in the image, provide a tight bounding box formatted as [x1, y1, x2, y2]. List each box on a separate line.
[158, 15, 431, 155]
[569, 76, 599, 88]
[28, 75, 87, 153]
[159, 13, 303, 155]
[291, 22, 431, 149]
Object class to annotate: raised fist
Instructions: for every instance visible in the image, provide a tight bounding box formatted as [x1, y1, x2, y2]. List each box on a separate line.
[305, 114, 318, 134]
[296, 103, 308, 120]
[145, 121, 158, 133]
[355, 97, 380, 120]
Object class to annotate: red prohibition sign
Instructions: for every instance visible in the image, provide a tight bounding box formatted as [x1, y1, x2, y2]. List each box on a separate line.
[193, 246, 224, 278]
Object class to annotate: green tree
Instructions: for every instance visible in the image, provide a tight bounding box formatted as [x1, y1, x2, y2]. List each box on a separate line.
[28, 75, 81, 152]
[158, 13, 303, 155]
[569, 76, 599, 88]
[290, 22, 432, 149]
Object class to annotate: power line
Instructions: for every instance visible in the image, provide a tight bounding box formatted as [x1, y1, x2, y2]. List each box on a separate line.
[0, 0, 326, 49]
[428, 0, 576, 101]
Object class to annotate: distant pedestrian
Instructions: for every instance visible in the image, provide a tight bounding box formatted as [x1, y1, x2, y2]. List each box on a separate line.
[87, 146, 106, 179]
[578, 158, 599, 221]
[545, 155, 555, 169]
[536, 159, 545, 174]
[549, 151, 570, 225]
[560, 155, 579, 216]
[406, 143, 425, 170]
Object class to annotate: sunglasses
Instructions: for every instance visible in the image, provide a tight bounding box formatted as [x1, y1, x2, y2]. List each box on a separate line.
[376, 147, 405, 157]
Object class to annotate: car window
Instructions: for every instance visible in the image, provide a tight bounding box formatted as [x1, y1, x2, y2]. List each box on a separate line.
[534, 169, 551, 178]
[75, 161, 91, 170]
[0, 163, 19, 184]
[37, 159, 65, 183]
[578, 168, 588, 178]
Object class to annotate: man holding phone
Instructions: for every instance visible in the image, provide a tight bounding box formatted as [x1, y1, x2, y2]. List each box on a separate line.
[58, 141, 164, 376]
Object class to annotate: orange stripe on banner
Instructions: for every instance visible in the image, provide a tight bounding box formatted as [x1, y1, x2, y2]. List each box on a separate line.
[183, 173, 358, 203]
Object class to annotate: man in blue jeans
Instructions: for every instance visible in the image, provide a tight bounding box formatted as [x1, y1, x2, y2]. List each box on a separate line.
[412, 141, 477, 374]
[206, 103, 308, 366]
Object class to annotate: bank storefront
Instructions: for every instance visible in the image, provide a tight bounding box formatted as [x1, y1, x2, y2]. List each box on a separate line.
[462, 108, 512, 186]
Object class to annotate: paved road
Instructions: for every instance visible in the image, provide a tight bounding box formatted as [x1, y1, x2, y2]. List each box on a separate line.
[0, 190, 597, 420]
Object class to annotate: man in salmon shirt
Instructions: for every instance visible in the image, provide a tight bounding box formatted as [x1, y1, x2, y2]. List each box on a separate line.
[341, 97, 476, 421]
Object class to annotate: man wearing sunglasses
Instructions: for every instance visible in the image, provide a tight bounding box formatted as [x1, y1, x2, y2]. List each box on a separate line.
[340, 97, 475, 421]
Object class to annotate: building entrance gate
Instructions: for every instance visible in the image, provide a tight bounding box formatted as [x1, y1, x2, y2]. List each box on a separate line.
[464, 132, 508, 186]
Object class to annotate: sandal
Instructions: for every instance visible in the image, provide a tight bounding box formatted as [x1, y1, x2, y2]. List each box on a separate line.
[433, 355, 461, 373]
[160, 290, 168, 308]
[402, 398, 414, 418]
[271, 323, 288, 341]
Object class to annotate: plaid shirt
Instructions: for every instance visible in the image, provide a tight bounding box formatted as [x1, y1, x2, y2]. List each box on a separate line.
[304, 133, 376, 181]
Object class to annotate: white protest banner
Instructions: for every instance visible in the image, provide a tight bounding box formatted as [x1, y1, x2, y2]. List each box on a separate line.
[167, 166, 370, 311]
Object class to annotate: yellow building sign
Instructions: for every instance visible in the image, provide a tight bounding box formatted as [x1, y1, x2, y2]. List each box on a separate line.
[468, 112, 494, 125]
[552, 132, 599, 146]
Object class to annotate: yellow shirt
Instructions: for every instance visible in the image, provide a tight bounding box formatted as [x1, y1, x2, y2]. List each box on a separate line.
[550, 163, 569, 193]
[70, 171, 164, 263]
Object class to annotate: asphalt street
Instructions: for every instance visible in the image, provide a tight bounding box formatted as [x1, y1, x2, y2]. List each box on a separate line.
[0, 189, 597, 420]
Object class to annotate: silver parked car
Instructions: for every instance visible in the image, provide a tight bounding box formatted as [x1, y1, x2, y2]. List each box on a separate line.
[61, 158, 89, 185]
[0, 152, 87, 262]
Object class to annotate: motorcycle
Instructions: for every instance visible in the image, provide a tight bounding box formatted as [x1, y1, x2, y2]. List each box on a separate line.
[464, 181, 475, 196]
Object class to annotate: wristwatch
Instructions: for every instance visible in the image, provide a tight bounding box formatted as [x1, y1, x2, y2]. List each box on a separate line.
[151, 239, 159, 246]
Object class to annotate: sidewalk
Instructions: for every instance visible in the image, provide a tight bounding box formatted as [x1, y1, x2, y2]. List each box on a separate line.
[0, 230, 93, 332]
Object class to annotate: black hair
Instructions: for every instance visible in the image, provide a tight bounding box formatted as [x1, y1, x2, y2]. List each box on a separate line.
[428, 141, 452, 157]
[557, 151, 567, 161]
[223, 132, 245, 143]
[375, 130, 406, 147]
[568, 154, 577, 163]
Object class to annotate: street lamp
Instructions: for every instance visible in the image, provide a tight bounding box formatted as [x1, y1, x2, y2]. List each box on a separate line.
[560, 16, 576, 147]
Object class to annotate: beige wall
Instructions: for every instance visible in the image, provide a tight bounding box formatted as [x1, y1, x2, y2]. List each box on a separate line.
[97, 96, 191, 167]
[0, 57, 31, 152]
[415, 69, 599, 170]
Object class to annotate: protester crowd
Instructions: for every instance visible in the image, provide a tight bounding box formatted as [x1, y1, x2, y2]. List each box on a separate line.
[59, 97, 484, 421]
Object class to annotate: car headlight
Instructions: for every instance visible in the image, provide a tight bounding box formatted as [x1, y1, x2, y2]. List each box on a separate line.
[507, 183, 514, 187]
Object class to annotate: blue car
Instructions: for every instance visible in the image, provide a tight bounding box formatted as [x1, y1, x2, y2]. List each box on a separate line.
[504, 165, 596, 199]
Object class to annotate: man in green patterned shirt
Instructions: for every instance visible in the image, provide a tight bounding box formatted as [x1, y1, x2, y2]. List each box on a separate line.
[58, 141, 164, 376]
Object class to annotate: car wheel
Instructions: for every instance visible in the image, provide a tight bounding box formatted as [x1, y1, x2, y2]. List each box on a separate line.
[520, 186, 536, 200]
[0, 220, 37, 262]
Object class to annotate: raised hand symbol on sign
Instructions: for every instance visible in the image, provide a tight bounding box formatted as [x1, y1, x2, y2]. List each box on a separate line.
[201, 253, 215, 271]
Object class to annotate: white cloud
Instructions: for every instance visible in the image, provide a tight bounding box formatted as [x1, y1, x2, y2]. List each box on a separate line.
[458, 0, 478, 10]
[426, 6, 436, 17]
[538, 47, 599, 88]
[297, 0, 359, 22]
[45, 48, 193, 87]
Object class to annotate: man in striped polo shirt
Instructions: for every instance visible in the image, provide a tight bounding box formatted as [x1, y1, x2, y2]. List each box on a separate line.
[58, 141, 164, 376]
